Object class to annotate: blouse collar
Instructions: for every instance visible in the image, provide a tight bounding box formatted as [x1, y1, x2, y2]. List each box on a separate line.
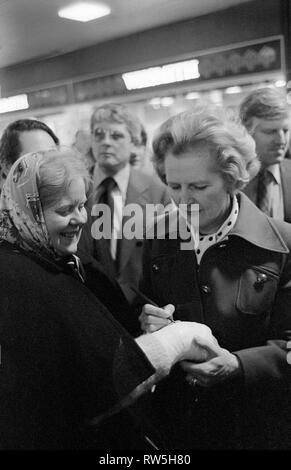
[195, 194, 239, 264]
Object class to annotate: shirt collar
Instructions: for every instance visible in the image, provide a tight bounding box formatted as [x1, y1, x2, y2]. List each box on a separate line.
[94, 163, 130, 199]
[266, 164, 281, 184]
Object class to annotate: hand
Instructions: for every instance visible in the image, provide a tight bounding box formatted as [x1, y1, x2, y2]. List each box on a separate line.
[139, 303, 175, 333]
[181, 338, 241, 387]
[153, 321, 218, 365]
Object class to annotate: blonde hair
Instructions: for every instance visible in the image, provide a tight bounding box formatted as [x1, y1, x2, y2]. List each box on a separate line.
[37, 148, 91, 208]
[90, 103, 142, 145]
[239, 86, 290, 131]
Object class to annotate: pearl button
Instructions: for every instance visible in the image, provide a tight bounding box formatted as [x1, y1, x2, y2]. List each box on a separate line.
[201, 285, 211, 294]
[152, 263, 159, 272]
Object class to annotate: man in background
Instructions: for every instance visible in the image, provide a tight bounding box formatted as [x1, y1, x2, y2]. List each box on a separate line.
[78, 103, 169, 309]
[0, 119, 59, 193]
[130, 122, 148, 169]
[239, 86, 291, 222]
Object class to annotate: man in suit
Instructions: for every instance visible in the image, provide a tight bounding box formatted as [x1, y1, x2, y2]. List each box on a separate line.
[78, 103, 169, 316]
[239, 86, 291, 222]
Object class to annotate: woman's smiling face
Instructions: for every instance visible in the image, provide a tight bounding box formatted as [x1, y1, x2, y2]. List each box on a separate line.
[165, 142, 231, 234]
[43, 176, 87, 256]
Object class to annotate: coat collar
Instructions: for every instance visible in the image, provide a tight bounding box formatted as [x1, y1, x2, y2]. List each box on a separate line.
[229, 192, 289, 253]
[155, 192, 289, 254]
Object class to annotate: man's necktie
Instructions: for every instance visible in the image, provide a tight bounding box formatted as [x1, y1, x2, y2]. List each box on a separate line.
[256, 169, 270, 215]
[97, 177, 117, 250]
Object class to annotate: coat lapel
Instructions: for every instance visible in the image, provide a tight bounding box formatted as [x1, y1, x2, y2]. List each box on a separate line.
[230, 192, 289, 253]
[117, 170, 150, 275]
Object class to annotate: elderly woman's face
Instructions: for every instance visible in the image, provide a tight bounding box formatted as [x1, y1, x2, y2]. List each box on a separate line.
[44, 176, 87, 256]
[165, 143, 231, 234]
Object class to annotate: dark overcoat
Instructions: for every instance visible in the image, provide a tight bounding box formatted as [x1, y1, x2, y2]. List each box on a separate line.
[0, 241, 156, 449]
[140, 192, 291, 449]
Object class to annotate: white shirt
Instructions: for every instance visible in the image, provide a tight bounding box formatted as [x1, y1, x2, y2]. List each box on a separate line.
[265, 164, 284, 220]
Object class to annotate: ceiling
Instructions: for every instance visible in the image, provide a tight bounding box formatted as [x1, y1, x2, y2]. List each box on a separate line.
[0, 0, 253, 69]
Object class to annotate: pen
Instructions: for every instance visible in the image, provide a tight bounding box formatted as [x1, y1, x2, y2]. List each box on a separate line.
[130, 285, 175, 323]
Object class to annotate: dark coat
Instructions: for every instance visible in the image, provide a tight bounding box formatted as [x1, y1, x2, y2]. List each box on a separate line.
[78, 168, 170, 308]
[0, 241, 156, 450]
[140, 192, 291, 449]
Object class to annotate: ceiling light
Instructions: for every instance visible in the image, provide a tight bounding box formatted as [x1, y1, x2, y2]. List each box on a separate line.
[224, 86, 242, 94]
[275, 80, 286, 88]
[58, 2, 111, 23]
[148, 97, 161, 109]
[185, 92, 200, 100]
[161, 97, 174, 107]
[0, 94, 29, 114]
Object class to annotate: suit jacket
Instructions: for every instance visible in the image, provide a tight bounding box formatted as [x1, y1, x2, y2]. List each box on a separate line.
[78, 168, 170, 311]
[140, 193, 291, 449]
[243, 158, 291, 223]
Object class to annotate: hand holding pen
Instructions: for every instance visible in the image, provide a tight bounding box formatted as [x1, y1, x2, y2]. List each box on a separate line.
[131, 286, 176, 333]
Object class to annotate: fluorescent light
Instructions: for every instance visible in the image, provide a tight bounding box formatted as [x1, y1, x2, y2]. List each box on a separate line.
[185, 92, 200, 100]
[122, 59, 200, 90]
[148, 97, 161, 109]
[275, 80, 286, 88]
[58, 2, 111, 22]
[0, 94, 29, 114]
[224, 86, 242, 94]
[161, 97, 174, 107]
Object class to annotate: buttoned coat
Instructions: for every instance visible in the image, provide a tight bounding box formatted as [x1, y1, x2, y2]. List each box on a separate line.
[140, 192, 291, 449]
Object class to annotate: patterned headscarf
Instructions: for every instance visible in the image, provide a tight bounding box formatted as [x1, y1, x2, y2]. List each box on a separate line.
[0, 152, 57, 261]
[0, 159, 11, 195]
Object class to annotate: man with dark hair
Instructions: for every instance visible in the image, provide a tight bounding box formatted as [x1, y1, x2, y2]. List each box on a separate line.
[240, 86, 291, 222]
[78, 103, 169, 309]
[0, 119, 59, 192]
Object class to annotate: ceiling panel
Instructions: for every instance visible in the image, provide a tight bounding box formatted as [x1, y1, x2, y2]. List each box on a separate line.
[0, 0, 253, 68]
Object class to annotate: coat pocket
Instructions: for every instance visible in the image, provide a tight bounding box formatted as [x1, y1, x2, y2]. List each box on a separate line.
[236, 267, 279, 316]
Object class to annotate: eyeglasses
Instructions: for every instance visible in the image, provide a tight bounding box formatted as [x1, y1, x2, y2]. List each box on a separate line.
[92, 128, 127, 142]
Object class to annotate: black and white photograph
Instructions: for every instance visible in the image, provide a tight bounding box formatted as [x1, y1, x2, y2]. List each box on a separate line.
[0, 0, 291, 460]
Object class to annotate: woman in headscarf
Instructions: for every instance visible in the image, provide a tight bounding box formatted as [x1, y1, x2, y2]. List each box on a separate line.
[0, 148, 216, 449]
